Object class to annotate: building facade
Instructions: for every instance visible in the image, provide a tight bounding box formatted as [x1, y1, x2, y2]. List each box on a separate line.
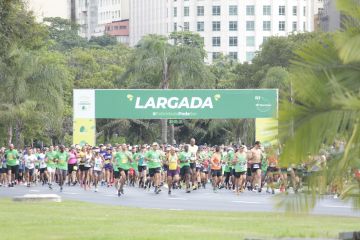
[73, 0, 129, 40]
[105, 19, 129, 44]
[130, 0, 315, 63]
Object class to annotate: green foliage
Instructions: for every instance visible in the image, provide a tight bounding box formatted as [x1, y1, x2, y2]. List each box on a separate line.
[89, 35, 118, 47]
[0, 0, 48, 58]
[277, 0, 360, 211]
[43, 17, 87, 51]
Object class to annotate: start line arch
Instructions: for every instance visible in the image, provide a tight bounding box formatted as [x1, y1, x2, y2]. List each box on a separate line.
[73, 89, 278, 146]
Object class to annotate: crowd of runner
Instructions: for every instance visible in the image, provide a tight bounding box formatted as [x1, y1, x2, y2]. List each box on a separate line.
[0, 139, 348, 197]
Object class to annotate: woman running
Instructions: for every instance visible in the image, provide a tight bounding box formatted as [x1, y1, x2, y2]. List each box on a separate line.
[82, 147, 93, 190]
[92, 150, 104, 192]
[166, 146, 179, 195]
[67, 147, 78, 186]
[233, 146, 247, 194]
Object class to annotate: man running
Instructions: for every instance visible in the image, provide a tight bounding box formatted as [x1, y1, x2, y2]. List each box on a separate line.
[188, 138, 199, 190]
[210, 146, 222, 193]
[54, 145, 69, 192]
[248, 141, 263, 192]
[145, 142, 162, 194]
[45, 146, 57, 189]
[5, 144, 19, 187]
[179, 144, 192, 193]
[137, 145, 147, 188]
[24, 148, 37, 187]
[114, 144, 132, 196]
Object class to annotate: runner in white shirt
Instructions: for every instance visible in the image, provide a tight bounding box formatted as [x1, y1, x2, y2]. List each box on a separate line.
[38, 149, 47, 185]
[24, 148, 37, 187]
[188, 138, 199, 190]
[92, 150, 104, 192]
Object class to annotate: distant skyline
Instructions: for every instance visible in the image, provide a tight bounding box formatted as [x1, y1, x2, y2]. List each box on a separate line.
[25, 0, 70, 21]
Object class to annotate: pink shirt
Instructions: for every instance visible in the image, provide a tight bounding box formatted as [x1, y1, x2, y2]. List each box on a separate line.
[68, 151, 77, 164]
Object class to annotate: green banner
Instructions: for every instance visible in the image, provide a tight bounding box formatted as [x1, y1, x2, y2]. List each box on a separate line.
[94, 89, 277, 119]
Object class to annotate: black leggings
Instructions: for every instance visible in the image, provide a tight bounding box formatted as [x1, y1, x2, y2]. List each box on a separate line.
[7, 165, 19, 181]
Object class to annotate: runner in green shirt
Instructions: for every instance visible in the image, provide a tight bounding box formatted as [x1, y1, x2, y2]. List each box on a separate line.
[114, 144, 132, 196]
[45, 146, 57, 189]
[179, 145, 191, 193]
[54, 145, 69, 192]
[224, 147, 235, 190]
[5, 144, 19, 187]
[145, 142, 162, 194]
[233, 146, 248, 194]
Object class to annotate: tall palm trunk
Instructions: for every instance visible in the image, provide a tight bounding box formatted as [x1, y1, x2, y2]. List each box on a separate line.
[160, 52, 169, 144]
[7, 125, 13, 145]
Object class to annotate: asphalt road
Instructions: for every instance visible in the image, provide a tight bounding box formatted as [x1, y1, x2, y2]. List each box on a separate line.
[1, 183, 359, 217]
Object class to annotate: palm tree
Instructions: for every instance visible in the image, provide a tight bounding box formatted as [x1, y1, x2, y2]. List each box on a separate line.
[122, 33, 212, 144]
[0, 49, 66, 146]
[278, 0, 360, 211]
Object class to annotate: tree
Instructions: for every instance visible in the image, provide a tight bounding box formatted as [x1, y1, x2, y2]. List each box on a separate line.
[89, 35, 118, 47]
[261, 66, 290, 98]
[278, 0, 360, 211]
[43, 17, 87, 51]
[122, 33, 213, 143]
[0, 49, 68, 147]
[0, 0, 48, 59]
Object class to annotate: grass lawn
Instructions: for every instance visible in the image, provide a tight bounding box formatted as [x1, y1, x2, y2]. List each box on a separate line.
[0, 198, 358, 240]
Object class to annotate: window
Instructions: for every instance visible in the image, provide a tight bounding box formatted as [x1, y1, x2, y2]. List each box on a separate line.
[212, 37, 221, 47]
[229, 21, 238, 31]
[246, 21, 255, 31]
[303, 6, 306, 16]
[184, 22, 189, 31]
[279, 6, 285, 15]
[229, 52, 238, 60]
[184, 7, 189, 17]
[212, 21, 220, 31]
[212, 6, 221, 16]
[303, 22, 306, 31]
[279, 21, 285, 31]
[246, 36, 255, 47]
[263, 5, 271, 15]
[173, 7, 177, 17]
[197, 21, 204, 32]
[246, 52, 255, 62]
[229, 5, 237, 16]
[293, 6, 297, 16]
[212, 52, 220, 61]
[292, 21, 297, 31]
[229, 36, 238, 46]
[197, 6, 204, 16]
[263, 21, 271, 31]
[246, 5, 255, 16]
[263, 36, 269, 43]
[174, 22, 177, 31]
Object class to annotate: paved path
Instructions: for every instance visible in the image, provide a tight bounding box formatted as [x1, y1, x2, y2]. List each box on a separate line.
[1, 184, 359, 217]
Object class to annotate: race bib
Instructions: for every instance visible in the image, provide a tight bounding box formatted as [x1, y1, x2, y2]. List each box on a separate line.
[253, 164, 260, 169]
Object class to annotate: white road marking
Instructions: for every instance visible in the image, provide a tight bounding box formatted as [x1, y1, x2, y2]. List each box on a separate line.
[322, 204, 351, 209]
[29, 190, 40, 192]
[232, 200, 262, 204]
[63, 192, 79, 195]
[168, 208, 184, 211]
[105, 194, 116, 197]
[168, 197, 188, 200]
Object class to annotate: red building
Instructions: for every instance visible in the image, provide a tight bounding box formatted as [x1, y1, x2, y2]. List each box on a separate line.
[105, 19, 129, 45]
